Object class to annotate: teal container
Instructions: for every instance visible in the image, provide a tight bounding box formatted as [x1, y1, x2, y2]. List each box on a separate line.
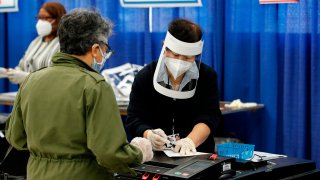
[217, 143, 255, 160]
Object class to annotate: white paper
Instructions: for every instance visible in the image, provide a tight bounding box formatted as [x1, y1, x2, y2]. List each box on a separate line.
[0, 130, 4, 138]
[163, 150, 209, 157]
[0, 91, 17, 101]
[0, 113, 9, 124]
[224, 99, 257, 109]
[250, 151, 287, 162]
[0, 69, 7, 78]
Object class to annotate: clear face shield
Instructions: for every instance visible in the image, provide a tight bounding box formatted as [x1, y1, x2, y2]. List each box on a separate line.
[153, 31, 204, 99]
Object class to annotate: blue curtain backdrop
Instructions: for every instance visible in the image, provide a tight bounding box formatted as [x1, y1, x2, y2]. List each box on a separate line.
[0, 0, 319, 167]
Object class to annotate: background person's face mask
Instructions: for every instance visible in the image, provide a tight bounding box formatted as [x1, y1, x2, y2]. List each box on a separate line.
[91, 46, 108, 72]
[36, 20, 52, 37]
[164, 57, 193, 80]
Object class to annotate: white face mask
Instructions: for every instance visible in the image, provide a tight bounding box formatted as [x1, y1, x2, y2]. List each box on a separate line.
[164, 57, 193, 80]
[91, 46, 108, 72]
[36, 20, 52, 37]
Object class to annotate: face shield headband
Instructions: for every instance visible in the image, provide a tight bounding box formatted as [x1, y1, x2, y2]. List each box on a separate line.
[163, 31, 203, 56]
[153, 31, 204, 99]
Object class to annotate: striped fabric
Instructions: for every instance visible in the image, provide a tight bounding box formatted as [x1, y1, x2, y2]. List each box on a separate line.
[17, 36, 60, 72]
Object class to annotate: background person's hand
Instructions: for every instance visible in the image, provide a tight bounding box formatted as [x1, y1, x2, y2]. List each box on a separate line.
[173, 137, 196, 155]
[146, 129, 170, 151]
[7, 68, 29, 84]
[130, 137, 153, 163]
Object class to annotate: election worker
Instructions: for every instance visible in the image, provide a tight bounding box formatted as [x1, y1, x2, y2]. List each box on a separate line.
[4, 2, 66, 84]
[127, 18, 222, 155]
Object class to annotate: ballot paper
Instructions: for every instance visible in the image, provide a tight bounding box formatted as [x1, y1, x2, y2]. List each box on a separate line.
[163, 150, 209, 157]
[250, 151, 287, 162]
[0, 68, 7, 78]
[0, 74, 7, 78]
[101, 63, 144, 101]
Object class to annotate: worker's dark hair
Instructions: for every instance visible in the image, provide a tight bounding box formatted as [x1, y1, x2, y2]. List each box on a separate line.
[168, 19, 203, 43]
[41, 2, 66, 21]
[40, 2, 66, 36]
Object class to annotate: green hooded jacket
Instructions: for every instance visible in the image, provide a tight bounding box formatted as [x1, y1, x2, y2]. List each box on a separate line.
[6, 52, 142, 180]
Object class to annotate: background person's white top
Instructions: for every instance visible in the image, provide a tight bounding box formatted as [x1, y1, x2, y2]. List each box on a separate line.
[17, 36, 59, 72]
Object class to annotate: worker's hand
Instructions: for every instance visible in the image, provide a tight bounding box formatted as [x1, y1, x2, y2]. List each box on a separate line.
[146, 129, 170, 151]
[7, 68, 29, 84]
[130, 137, 153, 163]
[173, 137, 196, 155]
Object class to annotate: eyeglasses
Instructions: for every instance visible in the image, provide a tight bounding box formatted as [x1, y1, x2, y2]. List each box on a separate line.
[35, 16, 53, 21]
[100, 42, 113, 59]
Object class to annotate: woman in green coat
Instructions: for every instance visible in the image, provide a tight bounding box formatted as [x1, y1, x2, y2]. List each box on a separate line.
[6, 9, 153, 180]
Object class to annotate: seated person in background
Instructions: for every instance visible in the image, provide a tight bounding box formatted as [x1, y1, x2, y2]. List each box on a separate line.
[6, 9, 153, 180]
[127, 19, 222, 155]
[0, 2, 66, 84]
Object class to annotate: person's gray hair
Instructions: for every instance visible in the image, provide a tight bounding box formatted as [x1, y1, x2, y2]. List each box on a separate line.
[58, 8, 113, 55]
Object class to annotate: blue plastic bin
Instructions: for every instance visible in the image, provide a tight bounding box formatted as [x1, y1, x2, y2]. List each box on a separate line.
[216, 143, 255, 160]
